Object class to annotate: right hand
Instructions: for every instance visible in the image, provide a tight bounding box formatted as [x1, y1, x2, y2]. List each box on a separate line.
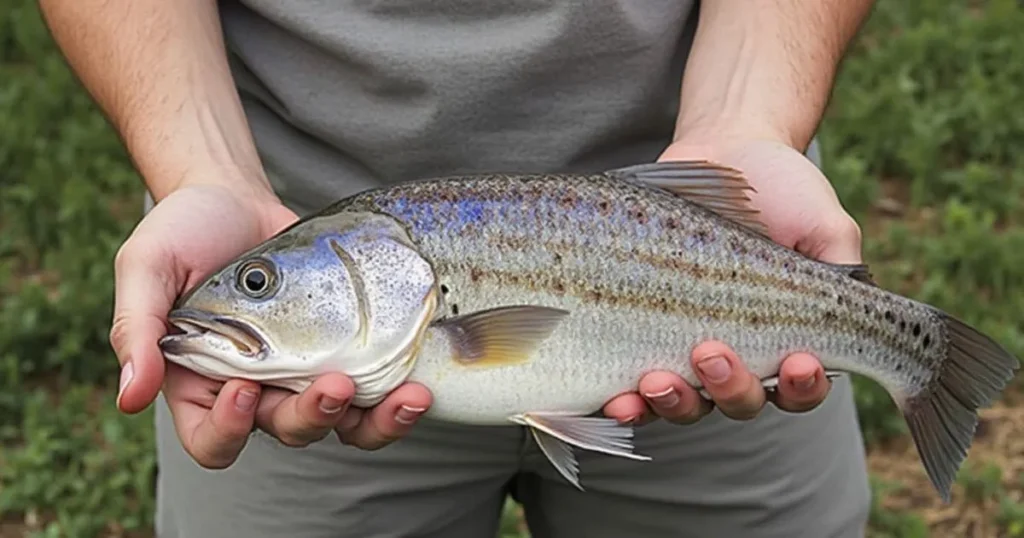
[110, 183, 433, 469]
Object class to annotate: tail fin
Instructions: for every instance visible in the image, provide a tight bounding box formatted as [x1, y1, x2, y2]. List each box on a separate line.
[903, 311, 1018, 502]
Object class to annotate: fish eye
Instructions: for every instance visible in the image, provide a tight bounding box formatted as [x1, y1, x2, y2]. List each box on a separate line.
[236, 259, 278, 299]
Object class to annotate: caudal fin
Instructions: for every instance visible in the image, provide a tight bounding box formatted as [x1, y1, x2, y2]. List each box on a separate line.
[903, 311, 1019, 502]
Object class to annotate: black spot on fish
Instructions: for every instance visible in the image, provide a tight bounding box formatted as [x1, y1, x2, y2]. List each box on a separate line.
[451, 303, 459, 315]
[440, 284, 450, 294]
[923, 333, 932, 349]
[895, 362, 903, 371]
[900, 320, 906, 332]
[559, 192, 578, 209]
[913, 323, 921, 337]
[836, 296, 844, 306]
[884, 311, 895, 323]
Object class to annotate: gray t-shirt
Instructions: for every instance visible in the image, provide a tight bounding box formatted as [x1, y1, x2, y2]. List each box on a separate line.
[218, 0, 699, 215]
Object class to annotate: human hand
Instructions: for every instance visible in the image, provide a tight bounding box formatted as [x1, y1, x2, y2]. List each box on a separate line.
[602, 136, 863, 425]
[110, 183, 432, 468]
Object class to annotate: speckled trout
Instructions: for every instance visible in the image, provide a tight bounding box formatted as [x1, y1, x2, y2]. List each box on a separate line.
[157, 161, 1018, 502]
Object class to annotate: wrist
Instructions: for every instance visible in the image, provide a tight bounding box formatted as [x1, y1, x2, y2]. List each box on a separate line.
[663, 120, 796, 163]
[161, 179, 292, 240]
[126, 112, 278, 206]
[183, 160, 278, 198]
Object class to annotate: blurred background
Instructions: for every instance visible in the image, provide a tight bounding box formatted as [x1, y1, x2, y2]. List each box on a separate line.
[2, 0, 1024, 536]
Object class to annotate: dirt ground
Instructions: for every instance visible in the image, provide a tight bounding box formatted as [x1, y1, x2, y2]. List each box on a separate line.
[866, 388, 1024, 538]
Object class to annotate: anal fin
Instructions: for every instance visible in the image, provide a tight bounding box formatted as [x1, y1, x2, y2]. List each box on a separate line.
[511, 412, 652, 490]
[529, 427, 583, 490]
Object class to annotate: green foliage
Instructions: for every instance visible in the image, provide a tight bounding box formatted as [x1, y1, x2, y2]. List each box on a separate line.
[0, 2, 150, 536]
[2, 0, 1023, 536]
[0, 387, 155, 537]
[867, 477, 930, 538]
[957, 461, 1005, 503]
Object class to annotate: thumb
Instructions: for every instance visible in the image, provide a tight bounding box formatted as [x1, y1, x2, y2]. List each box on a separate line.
[110, 235, 176, 414]
[796, 211, 864, 266]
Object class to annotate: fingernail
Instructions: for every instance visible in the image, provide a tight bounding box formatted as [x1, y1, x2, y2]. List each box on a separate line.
[620, 413, 643, 425]
[236, 389, 258, 412]
[795, 373, 817, 390]
[696, 355, 731, 384]
[117, 362, 134, 406]
[319, 395, 348, 414]
[395, 405, 426, 425]
[643, 386, 680, 408]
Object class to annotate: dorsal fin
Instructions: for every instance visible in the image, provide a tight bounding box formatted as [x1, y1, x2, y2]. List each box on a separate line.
[606, 160, 769, 237]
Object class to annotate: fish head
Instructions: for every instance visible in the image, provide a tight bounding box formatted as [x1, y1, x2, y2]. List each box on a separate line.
[158, 210, 441, 400]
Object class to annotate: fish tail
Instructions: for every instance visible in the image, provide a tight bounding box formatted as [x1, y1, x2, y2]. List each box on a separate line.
[902, 310, 1018, 502]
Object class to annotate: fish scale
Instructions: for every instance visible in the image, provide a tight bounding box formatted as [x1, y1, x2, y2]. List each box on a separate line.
[337, 172, 937, 380]
[159, 160, 1018, 502]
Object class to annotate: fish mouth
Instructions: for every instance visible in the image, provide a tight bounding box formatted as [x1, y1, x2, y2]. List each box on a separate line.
[159, 308, 267, 358]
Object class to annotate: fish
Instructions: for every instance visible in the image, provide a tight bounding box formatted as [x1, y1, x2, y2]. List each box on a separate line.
[157, 160, 1018, 502]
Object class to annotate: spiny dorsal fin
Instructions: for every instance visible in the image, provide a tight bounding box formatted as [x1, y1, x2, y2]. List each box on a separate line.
[606, 160, 769, 237]
[434, 305, 569, 367]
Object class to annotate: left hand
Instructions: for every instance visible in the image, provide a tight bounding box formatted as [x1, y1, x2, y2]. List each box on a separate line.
[601, 134, 864, 425]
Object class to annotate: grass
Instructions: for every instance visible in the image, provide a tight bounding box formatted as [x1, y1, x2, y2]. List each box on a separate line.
[2, 0, 1023, 536]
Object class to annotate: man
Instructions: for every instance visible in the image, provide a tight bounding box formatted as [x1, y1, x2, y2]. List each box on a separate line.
[40, 0, 875, 536]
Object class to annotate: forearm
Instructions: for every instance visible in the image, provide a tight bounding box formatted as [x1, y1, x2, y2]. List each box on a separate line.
[674, 0, 874, 151]
[39, 0, 273, 203]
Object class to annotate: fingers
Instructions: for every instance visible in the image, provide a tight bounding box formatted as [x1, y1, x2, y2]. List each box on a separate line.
[639, 372, 714, 424]
[163, 364, 261, 469]
[770, 353, 832, 413]
[254, 373, 356, 447]
[335, 383, 433, 451]
[601, 392, 652, 425]
[110, 237, 176, 414]
[690, 341, 767, 421]
[601, 372, 713, 425]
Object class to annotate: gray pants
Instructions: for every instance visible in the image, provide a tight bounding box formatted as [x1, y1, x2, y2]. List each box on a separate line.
[153, 376, 870, 537]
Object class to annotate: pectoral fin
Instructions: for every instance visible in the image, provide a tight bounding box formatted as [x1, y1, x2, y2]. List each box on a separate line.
[511, 412, 652, 490]
[436, 305, 569, 367]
